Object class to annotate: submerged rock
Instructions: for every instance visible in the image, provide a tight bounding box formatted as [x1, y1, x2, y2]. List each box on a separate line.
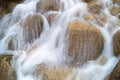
[36, 0, 60, 13]
[112, 0, 120, 4]
[88, 0, 103, 13]
[109, 6, 120, 16]
[0, 8, 9, 19]
[8, 13, 44, 50]
[0, 55, 16, 80]
[35, 65, 72, 80]
[46, 12, 58, 25]
[84, 13, 96, 21]
[20, 13, 43, 39]
[109, 60, 120, 80]
[20, 13, 43, 42]
[113, 31, 120, 56]
[83, 0, 93, 3]
[66, 20, 104, 66]
[0, 0, 22, 19]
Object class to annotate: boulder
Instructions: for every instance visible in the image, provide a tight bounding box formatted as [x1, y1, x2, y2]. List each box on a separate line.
[46, 12, 58, 25]
[36, 0, 60, 13]
[109, 6, 120, 16]
[84, 12, 107, 26]
[118, 14, 120, 19]
[35, 64, 72, 80]
[113, 31, 120, 56]
[109, 60, 120, 80]
[8, 13, 44, 50]
[8, 1, 21, 11]
[66, 20, 104, 66]
[83, 0, 94, 3]
[0, 0, 22, 19]
[20, 13, 43, 43]
[112, 0, 120, 4]
[88, 0, 103, 13]
[98, 12, 107, 22]
[84, 13, 96, 21]
[0, 55, 16, 80]
[0, 8, 9, 19]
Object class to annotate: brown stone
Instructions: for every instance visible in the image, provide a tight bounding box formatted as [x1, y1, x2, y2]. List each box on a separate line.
[0, 55, 16, 80]
[116, 20, 120, 26]
[88, 0, 103, 13]
[46, 13, 58, 25]
[21, 13, 43, 43]
[109, 60, 120, 80]
[8, 2, 19, 11]
[7, 13, 44, 50]
[109, 6, 120, 16]
[84, 13, 107, 26]
[0, 0, 22, 19]
[83, 0, 94, 3]
[112, 0, 120, 4]
[35, 64, 72, 80]
[0, 8, 9, 19]
[98, 12, 107, 22]
[84, 13, 96, 21]
[36, 0, 60, 13]
[66, 20, 104, 66]
[113, 31, 120, 56]
[118, 14, 120, 19]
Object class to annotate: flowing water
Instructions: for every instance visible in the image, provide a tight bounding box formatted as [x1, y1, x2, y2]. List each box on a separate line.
[0, 0, 120, 80]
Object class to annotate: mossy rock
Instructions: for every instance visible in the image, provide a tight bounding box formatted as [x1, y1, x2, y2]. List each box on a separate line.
[0, 55, 16, 80]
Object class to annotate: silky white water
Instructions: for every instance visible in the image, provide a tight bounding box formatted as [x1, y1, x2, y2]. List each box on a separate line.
[0, 0, 120, 80]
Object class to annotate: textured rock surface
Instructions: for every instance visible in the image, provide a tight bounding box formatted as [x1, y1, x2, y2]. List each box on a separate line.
[109, 60, 120, 80]
[66, 20, 104, 66]
[109, 6, 120, 16]
[46, 13, 58, 25]
[83, 0, 93, 2]
[88, 0, 103, 13]
[8, 13, 44, 50]
[36, 0, 60, 13]
[84, 13, 96, 21]
[35, 65, 72, 80]
[112, 0, 120, 4]
[0, 55, 16, 80]
[20, 13, 43, 43]
[0, 0, 22, 19]
[113, 31, 120, 56]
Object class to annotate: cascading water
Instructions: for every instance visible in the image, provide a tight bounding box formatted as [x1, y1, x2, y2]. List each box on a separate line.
[0, 0, 120, 80]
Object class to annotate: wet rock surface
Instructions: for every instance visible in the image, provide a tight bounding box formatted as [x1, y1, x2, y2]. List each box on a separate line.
[0, 0, 22, 19]
[88, 0, 103, 13]
[113, 31, 120, 56]
[36, 0, 60, 13]
[112, 0, 120, 4]
[66, 20, 104, 66]
[8, 13, 44, 50]
[0, 55, 16, 80]
[109, 60, 120, 80]
[46, 12, 59, 25]
[35, 64, 72, 80]
[109, 5, 120, 16]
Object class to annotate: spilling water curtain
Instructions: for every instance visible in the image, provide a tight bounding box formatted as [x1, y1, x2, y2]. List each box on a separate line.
[0, 0, 120, 80]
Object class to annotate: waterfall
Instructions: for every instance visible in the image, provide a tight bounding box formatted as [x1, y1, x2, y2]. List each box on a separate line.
[0, 0, 120, 80]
